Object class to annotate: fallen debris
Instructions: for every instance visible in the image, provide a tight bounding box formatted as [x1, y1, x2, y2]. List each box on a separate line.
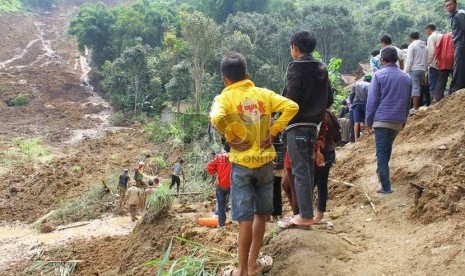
[342, 236, 357, 246]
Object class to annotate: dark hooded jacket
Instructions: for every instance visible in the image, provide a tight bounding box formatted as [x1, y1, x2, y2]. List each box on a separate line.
[282, 55, 331, 131]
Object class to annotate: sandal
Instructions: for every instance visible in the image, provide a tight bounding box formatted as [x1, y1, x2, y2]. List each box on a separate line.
[223, 269, 236, 276]
[256, 255, 273, 274]
[376, 186, 393, 194]
[277, 219, 311, 230]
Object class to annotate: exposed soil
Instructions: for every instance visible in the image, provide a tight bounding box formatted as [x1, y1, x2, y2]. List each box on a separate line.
[1, 3, 465, 276]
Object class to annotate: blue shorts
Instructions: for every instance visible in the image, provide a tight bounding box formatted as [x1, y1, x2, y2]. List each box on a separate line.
[352, 104, 366, 123]
[230, 162, 274, 221]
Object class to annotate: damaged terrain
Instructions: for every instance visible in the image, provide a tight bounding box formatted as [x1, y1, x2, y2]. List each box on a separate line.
[1, 4, 465, 276]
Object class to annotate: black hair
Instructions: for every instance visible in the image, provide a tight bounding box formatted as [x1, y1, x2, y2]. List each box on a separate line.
[400, 43, 409, 50]
[371, 49, 380, 57]
[290, 31, 317, 54]
[381, 47, 398, 64]
[380, 35, 392, 45]
[425, 24, 436, 31]
[342, 100, 347, 106]
[179, 159, 184, 164]
[148, 180, 154, 186]
[445, 0, 457, 4]
[410, 31, 420, 40]
[220, 52, 248, 82]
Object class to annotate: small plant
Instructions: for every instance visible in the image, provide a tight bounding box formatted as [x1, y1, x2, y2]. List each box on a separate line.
[109, 111, 125, 126]
[146, 184, 174, 214]
[109, 153, 120, 162]
[7, 94, 30, 107]
[142, 236, 235, 275]
[12, 137, 50, 158]
[70, 166, 83, 174]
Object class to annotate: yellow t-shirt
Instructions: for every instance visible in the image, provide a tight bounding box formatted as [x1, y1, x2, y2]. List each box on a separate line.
[210, 79, 298, 169]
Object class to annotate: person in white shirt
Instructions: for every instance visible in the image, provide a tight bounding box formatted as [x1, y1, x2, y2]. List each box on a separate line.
[425, 23, 443, 101]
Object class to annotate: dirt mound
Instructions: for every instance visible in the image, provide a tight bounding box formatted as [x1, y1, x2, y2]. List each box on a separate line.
[330, 90, 465, 224]
[0, 129, 161, 223]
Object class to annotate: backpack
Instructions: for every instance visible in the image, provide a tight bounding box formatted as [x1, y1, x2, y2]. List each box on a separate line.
[326, 110, 342, 144]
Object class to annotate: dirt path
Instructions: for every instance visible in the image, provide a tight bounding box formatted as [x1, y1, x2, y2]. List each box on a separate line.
[0, 216, 136, 272]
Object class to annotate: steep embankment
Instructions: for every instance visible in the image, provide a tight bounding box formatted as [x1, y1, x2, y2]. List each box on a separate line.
[268, 90, 465, 275]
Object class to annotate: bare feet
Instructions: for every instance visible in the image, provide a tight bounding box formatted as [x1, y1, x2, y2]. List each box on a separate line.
[313, 211, 324, 223]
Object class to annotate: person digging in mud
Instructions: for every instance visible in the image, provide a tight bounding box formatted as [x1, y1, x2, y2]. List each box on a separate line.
[134, 161, 146, 189]
[210, 52, 298, 276]
[170, 159, 185, 195]
[118, 169, 130, 211]
[125, 181, 143, 222]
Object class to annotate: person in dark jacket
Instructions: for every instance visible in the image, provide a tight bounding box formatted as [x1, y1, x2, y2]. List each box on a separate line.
[366, 47, 411, 194]
[281, 31, 330, 228]
[339, 100, 349, 118]
[445, 0, 465, 92]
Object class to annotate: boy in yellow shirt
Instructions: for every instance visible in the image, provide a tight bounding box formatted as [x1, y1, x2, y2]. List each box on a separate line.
[210, 52, 298, 276]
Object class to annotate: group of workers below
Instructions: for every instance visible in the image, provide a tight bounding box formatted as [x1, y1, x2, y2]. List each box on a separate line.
[116, 159, 185, 222]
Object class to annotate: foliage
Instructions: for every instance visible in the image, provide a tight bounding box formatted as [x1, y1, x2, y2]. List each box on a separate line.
[142, 236, 235, 275]
[50, 174, 119, 225]
[0, 0, 21, 12]
[146, 184, 174, 213]
[7, 94, 30, 106]
[109, 111, 124, 126]
[69, 0, 449, 129]
[145, 114, 208, 145]
[12, 137, 49, 158]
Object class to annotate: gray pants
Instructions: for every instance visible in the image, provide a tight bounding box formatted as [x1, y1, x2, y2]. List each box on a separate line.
[286, 127, 317, 219]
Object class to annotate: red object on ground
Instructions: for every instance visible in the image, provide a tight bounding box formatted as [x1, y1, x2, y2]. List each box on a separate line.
[198, 217, 219, 227]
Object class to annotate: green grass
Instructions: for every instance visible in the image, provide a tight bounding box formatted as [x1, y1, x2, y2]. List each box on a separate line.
[50, 174, 119, 225]
[141, 236, 235, 275]
[146, 184, 174, 213]
[0, 0, 22, 12]
[13, 137, 49, 157]
[9, 94, 29, 106]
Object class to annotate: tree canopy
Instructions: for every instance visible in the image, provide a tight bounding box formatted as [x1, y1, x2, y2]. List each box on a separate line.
[69, 0, 451, 116]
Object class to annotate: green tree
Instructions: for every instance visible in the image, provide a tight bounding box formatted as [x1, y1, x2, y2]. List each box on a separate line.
[69, 3, 115, 68]
[181, 12, 220, 114]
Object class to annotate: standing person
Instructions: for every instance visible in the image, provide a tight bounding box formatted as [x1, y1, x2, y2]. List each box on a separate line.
[404, 31, 428, 111]
[210, 52, 298, 276]
[445, 0, 465, 93]
[281, 150, 299, 216]
[370, 49, 381, 72]
[434, 32, 455, 101]
[350, 75, 371, 142]
[379, 35, 405, 69]
[143, 180, 156, 209]
[206, 148, 231, 228]
[425, 24, 443, 101]
[281, 31, 329, 228]
[366, 47, 412, 194]
[270, 134, 284, 222]
[170, 159, 184, 195]
[339, 99, 349, 118]
[134, 161, 146, 188]
[118, 169, 130, 211]
[125, 181, 143, 222]
[314, 109, 340, 223]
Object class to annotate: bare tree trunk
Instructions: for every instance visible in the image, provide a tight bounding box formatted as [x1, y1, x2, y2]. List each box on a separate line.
[134, 77, 138, 114]
[193, 57, 202, 114]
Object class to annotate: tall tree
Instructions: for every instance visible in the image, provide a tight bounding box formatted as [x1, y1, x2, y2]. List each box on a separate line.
[181, 12, 220, 114]
[69, 3, 115, 68]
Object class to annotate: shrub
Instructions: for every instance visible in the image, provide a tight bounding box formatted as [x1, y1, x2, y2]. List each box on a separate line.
[12, 137, 49, 157]
[109, 111, 125, 126]
[7, 94, 30, 107]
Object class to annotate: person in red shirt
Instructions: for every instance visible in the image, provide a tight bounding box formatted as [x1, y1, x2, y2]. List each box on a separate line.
[206, 148, 231, 227]
[434, 32, 455, 101]
[281, 150, 299, 216]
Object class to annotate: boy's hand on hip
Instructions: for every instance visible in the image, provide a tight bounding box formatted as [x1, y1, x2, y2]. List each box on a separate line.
[228, 136, 252, 152]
